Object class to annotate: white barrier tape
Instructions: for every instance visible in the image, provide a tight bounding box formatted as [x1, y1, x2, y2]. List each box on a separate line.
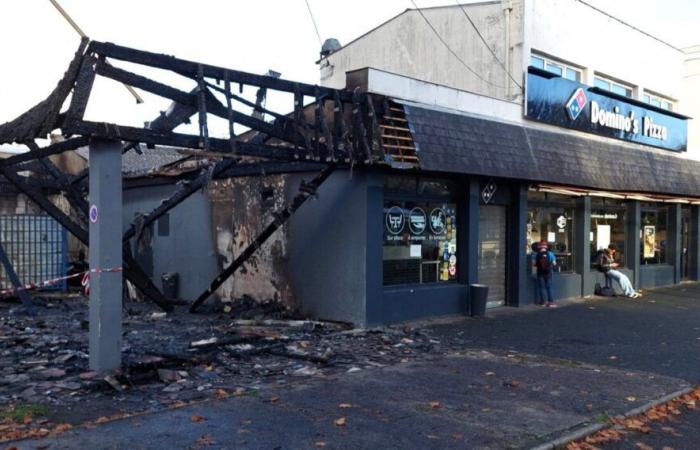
[0, 267, 123, 297]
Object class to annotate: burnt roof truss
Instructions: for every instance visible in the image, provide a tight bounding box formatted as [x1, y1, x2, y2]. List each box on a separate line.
[0, 40, 403, 313]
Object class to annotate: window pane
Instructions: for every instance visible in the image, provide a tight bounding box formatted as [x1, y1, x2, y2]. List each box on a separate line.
[640, 207, 668, 265]
[650, 98, 661, 107]
[662, 101, 672, 110]
[565, 67, 581, 82]
[527, 196, 575, 274]
[611, 83, 631, 97]
[546, 62, 563, 76]
[530, 55, 545, 69]
[383, 200, 458, 286]
[590, 209, 626, 268]
[643, 94, 651, 103]
[594, 77, 610, 90]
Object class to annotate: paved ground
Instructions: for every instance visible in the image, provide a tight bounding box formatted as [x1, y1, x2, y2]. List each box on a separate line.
[11, 283, 700, 449]
[430, 283, 700, 383]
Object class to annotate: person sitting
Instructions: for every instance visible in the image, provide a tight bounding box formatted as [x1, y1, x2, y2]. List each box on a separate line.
[597, 244, 641, 298]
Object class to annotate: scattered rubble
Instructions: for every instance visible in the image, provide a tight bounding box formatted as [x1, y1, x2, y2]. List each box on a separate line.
[0, 294, 449, 442]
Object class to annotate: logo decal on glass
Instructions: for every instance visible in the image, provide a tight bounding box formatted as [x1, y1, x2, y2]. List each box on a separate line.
[408, 207, 427, 235]
[482, 182, 497, 204]
[566, 87, 587, 121]
[429, 208, 447, 235]
[385, 206, 405, 235]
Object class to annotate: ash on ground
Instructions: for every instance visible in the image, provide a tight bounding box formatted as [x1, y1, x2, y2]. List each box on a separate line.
[0, 295, 446, 434]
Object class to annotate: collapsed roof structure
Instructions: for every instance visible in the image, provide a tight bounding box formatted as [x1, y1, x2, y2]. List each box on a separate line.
[0, 39, 411, 316]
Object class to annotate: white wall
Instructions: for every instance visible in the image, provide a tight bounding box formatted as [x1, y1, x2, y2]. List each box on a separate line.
[524, 0, 684, 102]
[319, 2, 524, 103]
[683, 46, 700, 158]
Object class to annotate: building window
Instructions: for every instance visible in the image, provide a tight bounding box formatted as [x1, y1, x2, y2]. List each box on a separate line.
[530, 54, 582, 82]
[590, 203, 626, 269]
[383, 176, 458, 286]
[526, 192, 575, 273]
[640, 205, 668, 265]
[594, 75, 633, 98]
[642, 92, 674, 111]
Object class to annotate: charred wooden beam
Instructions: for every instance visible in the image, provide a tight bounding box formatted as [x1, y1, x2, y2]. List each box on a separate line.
[0, 137, 90, 168]
[88, 41, 354, 102]
[63, 120, 298, 161]
[352, 90, 372, 163]
[0, 240, 35, 315]
[65, 55, 97, 122]
[93, 61, 300, 145]
[189, 164, 336, 312]
[123, 245, 174, 312]
[196, 65, 210, 151]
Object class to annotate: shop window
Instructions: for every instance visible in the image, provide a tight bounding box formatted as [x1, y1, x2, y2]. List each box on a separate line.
[640, 206, 668, 265]
[590, 207, 626, 268]
[526, 192, 575, 273]
[383, 176, 458, 286]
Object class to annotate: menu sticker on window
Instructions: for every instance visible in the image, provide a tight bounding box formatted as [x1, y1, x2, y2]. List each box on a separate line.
[408, 207, 427, 235]
[386, 206, 405, 235]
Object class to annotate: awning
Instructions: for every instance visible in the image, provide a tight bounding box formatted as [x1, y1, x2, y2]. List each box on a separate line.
[403, 102, 700, 198]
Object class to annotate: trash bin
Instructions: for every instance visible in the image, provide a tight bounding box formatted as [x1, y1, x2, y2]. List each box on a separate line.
[161, 272, 179, 299]
[469, 284, 489, 317]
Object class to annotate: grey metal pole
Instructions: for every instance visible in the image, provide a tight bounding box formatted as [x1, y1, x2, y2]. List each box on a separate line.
[88, 139, 122, 372]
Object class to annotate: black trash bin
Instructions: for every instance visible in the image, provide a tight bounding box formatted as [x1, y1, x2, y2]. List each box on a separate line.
[161, 272, 179, 299]
[469, 284, 489, 317]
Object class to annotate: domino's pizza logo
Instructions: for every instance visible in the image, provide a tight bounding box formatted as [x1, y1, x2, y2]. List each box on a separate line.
[565, 87, 587, 121]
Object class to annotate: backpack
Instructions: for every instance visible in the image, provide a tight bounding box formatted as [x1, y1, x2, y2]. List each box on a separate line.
[594, 282, 615, 297]
[535, 251, 552, 275]
[595, 250, 609, 273]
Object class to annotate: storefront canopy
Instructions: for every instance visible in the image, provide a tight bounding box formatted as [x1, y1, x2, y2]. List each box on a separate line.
[404, 102, 700, 198]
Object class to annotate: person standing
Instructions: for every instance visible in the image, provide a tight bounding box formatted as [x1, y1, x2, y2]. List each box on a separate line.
[597, 244, 641, 298]
[534, 240, 557, 307]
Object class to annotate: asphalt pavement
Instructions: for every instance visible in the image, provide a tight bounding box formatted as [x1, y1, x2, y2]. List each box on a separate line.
[11, 283, 700, 449]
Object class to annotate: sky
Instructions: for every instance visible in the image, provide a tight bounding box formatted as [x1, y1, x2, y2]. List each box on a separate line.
[0, 0, 698, 148]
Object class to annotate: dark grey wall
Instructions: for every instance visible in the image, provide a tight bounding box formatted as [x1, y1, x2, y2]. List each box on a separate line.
[122, 184, 218, 301]
[527, 272, 582, 303]
[287, 170, 374, 326]
[638, 265, 675, 289]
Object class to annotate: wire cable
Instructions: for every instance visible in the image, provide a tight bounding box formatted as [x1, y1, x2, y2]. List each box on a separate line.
[454, 1, 522, 89]
[408, 0, 507, 90]
[304, 0, 323, 45]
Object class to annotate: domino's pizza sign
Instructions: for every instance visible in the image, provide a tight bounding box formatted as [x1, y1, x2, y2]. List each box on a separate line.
[526, 68, 687, 152]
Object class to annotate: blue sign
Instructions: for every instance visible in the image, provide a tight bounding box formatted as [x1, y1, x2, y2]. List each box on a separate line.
[526, 69, 688, 152]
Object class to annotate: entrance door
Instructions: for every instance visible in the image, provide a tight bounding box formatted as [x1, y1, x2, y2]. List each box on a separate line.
[681, 208, 690, 280]
[478, 205, 507, 307]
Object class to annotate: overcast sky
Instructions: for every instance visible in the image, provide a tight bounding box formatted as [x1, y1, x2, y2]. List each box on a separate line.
[0, 0, 698, 148]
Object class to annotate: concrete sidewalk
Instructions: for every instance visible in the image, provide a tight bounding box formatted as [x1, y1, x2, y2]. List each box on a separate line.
[12, 283, 700, 449]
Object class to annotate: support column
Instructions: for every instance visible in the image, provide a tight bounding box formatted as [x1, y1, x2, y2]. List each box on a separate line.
[463, 178, 481, 314]
[89, 139, 122, 372]
[508, 183, 528, 307]
[574, 196, 591, 295]
[689, 205, 700, 281]
[625, 201, 641, 287]
[669, 203, 682, 284]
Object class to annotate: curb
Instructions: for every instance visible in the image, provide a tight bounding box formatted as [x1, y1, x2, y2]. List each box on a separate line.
[529, 385, 694, 450]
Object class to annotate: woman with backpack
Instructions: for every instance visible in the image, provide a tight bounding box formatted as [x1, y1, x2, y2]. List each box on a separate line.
[534, 240, 557, 307]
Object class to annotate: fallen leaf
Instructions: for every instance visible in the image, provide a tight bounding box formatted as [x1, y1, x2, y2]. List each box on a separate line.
[626, 396, 637, 402]
[451, 432, 464, 440]
[94, 416, 109, 424]
[334, 417, 346, 427]
[338, 403, 352, 409]
[190, 415, 205, 423]
[429, 401, 441, 409]
[635, 443, 653, 450]
[53, 423, 73, 434]
[195, 434, 215, 446]
[269, 396, 280, 403]
[484, 371, 495, 376]
[314, 442, 327, 448]
[214, 389, 228, 399]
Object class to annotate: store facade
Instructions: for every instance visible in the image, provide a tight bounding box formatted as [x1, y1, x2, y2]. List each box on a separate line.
[289, 77, 700, 326]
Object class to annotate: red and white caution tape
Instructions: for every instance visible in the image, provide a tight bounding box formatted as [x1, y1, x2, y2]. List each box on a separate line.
[0, 267, 122, 297]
